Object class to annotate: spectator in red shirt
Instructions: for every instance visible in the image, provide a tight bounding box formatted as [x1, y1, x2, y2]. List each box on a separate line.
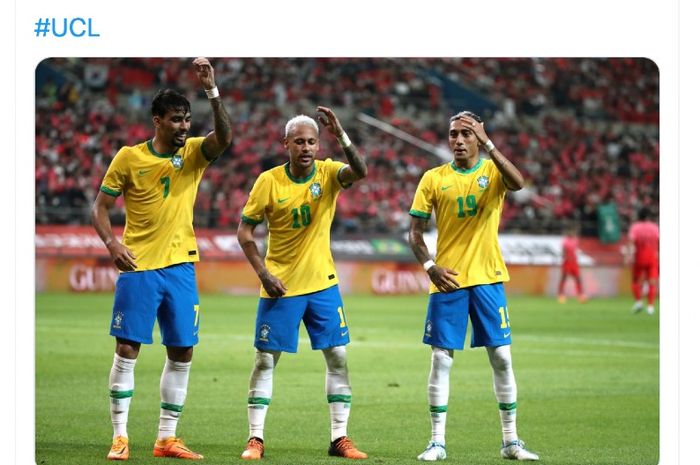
[558, 226, 586, 303]
[628, 207, 660, 314]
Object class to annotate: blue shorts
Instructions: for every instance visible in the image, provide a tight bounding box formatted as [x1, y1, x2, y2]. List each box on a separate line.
[254, 285, 350, 353]
[423, 283, 511, 350]
[110, 262, 200, 347]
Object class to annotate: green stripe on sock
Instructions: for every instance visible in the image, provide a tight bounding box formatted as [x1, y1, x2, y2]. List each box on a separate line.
[161, 402, 184, 412]
[109, 390, 133, 399]
[248, 397, 271, 406]
[327, 394, 352, 404]
[429, 405, 448, 413]
[499, 402, 517, 411]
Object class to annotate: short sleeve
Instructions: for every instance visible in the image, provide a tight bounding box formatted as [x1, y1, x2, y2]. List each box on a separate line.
[409, 171, 434, 219]
[99, 147, 129, 197]
[322, 158, 349, 189]
[628, 224, 637, 241]
[187, 137, 211, 168]
[491, 163, 508, 194]
[241, 173, 272, 225]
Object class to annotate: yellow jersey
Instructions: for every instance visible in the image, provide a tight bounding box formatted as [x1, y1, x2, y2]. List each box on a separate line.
[100, 137, 210, 271]
[410, 158, 510, 293]
[241, 158, 348, 297]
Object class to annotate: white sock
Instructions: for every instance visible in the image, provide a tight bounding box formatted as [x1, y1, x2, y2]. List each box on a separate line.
[487, 345, 518, 443]
[109, 354, 137, 439]
[323, 346, 352, 442]
[428, 347, 453, 444]
[158, 358, 191, 440]
[247, 350, 279, 440]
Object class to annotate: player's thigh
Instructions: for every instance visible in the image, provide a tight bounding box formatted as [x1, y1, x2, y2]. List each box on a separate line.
[303, 285, 349, 350]
[159, 263, 200, 347]
[632, 263, 647, 281]
[111, 270, 163, 344]
[255, 294, 308, 353]
[468, 283, 511, 348]
[423, 288, 470, 350]
[647, 262, 659, 280]
[570, 264, 581, 277]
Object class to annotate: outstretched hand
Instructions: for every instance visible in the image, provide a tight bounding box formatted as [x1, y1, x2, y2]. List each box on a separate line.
[192, 57, 216, 90]
[316, 106, 344, 137]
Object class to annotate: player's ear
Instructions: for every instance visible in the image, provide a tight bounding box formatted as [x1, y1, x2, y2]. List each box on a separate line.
[282, 137, 289, 150]
[152, 115, 160, 128]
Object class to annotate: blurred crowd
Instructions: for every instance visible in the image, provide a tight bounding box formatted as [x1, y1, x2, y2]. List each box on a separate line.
[35, 57, 659, 236]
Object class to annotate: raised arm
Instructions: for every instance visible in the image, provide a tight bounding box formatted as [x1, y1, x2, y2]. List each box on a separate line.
[317, 106, 368, 185]
[460, 114, 524, 191]
[408, 215, 459, 293]
[91, 191, 137, 271]
[237, 220, 287, 298]
[193, 57, 233, 161]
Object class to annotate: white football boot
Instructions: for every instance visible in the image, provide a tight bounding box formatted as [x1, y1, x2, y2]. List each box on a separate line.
[417, 441, 447, 461]
[631, 300, 644, 314]
[500, 439, 539, 461]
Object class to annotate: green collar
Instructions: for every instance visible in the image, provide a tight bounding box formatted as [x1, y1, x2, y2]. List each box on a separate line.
[147, 139, 178, 158]
[450, 158, 483, 174]
[285, 162, 317, 184]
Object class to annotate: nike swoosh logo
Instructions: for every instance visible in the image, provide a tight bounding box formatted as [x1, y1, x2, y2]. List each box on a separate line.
[441, 185, 453, 191]
[278, 197, 290, 204]
[138, 169, 152, 176]
[503, 332, 511, 338]
[341, 331, 348, 337]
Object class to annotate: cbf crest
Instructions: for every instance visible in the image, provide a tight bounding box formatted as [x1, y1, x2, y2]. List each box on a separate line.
[258, 324, 271, 343]
[171, 154, 184, 169]
[112, 311, 124, 330]
[309, 182, 322, 200]
[477, 175, 490, 190]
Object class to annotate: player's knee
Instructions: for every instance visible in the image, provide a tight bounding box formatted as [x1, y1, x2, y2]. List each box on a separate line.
[323, 345, 348, 372]
[166, 346, 193, 363]
[431, 347, 453, 370]
[489, 346, 512, 372]
[253, 350, 278, 372]
[115, 339, 140, 359]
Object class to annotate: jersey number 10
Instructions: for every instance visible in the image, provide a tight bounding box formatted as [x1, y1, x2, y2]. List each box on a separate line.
[291, 205, 312, 228]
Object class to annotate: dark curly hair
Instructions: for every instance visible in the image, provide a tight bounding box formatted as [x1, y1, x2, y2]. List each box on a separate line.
[151, 89, 190, 117]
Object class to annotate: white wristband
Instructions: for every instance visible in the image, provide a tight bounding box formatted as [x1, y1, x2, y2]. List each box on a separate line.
[484, 139, 496, 153]
[338, 132, 352, 148]
[423, 259, 436, 271]
[204, 86, 220, 99]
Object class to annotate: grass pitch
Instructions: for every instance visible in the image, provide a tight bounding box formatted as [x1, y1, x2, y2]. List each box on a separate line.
[35, 293, 658, 464]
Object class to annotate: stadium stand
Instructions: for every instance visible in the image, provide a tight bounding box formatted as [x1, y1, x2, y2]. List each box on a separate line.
[35, 58, 659, 236]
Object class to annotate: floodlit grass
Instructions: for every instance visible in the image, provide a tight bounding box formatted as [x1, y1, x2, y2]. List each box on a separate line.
[35, 293, 658, 464]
